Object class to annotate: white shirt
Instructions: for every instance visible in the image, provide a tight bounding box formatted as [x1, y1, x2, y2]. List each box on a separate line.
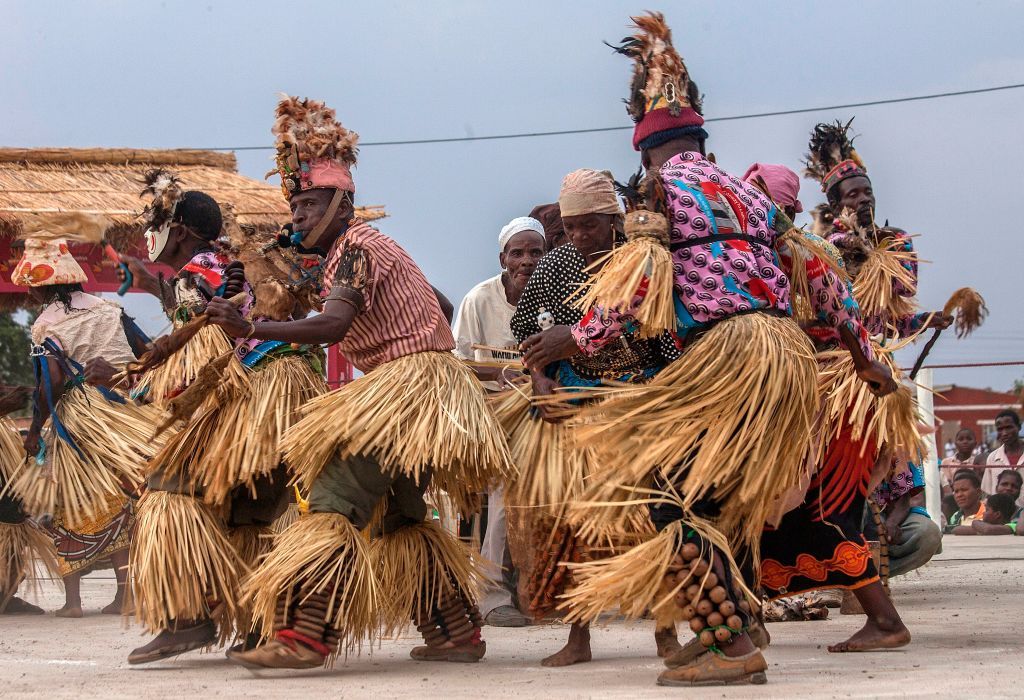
[31, 291, 135, 368]
[982, 444, 1024, 508]
[452, 274, 518, 390]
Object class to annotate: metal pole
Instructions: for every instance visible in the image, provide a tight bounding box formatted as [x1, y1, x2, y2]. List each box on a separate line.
[916, 368, 943, 529]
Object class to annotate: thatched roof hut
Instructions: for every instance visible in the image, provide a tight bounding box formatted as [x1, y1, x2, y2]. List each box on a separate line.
[0, 147, 385, 243]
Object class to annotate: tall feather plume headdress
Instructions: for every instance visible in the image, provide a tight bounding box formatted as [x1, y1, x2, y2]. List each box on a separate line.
[803, 118, 868, 194]
[608, 11, 706, 152]
[269, 95, 359, 200]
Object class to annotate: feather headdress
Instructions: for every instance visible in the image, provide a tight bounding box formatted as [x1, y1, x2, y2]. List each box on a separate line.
[803, 119, 868, 194]
[139, 168, 185, 231]
[270, 95, 358, 199]
[609, 11, 706, 151]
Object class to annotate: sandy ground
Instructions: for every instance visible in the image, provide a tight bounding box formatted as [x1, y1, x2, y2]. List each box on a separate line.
[2, 536, 1022, 698]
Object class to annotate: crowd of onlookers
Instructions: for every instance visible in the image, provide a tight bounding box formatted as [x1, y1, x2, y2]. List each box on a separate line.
[940, 409, 1024, 536]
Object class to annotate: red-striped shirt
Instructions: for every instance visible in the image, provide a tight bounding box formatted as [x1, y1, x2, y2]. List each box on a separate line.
[321, 222, 454, 372]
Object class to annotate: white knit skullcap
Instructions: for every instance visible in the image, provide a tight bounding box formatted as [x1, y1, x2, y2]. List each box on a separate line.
[498, 216, 545, 252]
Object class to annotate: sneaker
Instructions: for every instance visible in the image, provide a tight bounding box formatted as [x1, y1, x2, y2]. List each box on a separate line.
[657, 649, 768, 687]
[226, 639, 324, 670]
[127, 620, 217, 665]
[484, 605, 530, 628]
[664, 622, 769, 669]
[410, 640, 487, 663]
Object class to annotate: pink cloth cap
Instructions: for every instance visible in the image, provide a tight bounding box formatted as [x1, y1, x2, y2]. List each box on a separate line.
[742, 163, 803, 213]
[303, 158, 355, 194]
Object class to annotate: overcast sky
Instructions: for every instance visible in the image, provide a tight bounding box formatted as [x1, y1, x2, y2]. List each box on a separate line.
[5, 0, 1023, 391]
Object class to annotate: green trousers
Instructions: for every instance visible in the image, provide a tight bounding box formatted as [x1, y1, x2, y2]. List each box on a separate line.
[307, 451, 429, 534]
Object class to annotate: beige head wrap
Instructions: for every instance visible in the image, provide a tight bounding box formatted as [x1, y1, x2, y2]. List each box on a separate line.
[558, 169, 622, 218]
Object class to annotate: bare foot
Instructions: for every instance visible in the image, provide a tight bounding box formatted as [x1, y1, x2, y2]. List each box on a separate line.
[55, 605, 83, 618]
[541, 623, 592, 667]
[655, 626, 683, 658]
[828, 619, 910, 652]
[541, 641, 592, 667]
[101, 599, 124, 615]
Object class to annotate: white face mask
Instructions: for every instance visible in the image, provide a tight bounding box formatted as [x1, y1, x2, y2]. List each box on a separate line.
[145, 222, 171, 262]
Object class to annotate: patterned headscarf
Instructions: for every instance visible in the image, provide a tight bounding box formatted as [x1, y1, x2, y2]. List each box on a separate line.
[558, 169, 622, 218]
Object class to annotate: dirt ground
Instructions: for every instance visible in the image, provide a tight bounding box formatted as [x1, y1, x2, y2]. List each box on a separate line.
[2, 536, 1022, 698]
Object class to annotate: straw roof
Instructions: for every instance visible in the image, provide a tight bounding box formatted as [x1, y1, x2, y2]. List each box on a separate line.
[0, 147, 386, 243]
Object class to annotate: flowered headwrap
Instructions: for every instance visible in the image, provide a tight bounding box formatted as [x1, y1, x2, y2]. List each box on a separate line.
[11, 238, 87, 287]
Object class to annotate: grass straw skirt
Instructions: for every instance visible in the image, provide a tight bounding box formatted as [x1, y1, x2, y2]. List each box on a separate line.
[244, 512, 379, 658]
[130, 490, 243, 638]
[1, 419, 60, 603]
[146, 354, 326, 506]
[816, 338, 923, 465]
[283, 351, 514, 515]
[134, 324, 248, 405]
[566, 312, 818, 555]
[0, 519, 59, 605]
[490, 387, 653, 619]
[488, 387, 597, 519]
[6, 386, 163, 528]
[369, 520, 484, 637]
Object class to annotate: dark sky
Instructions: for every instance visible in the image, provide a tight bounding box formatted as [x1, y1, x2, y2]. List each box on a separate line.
[5, 0, 1023, 390]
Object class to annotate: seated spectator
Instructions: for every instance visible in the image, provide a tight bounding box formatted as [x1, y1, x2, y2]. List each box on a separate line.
[981, 410, 1024, 508]
[994, 469, 1024, 531]
[869, 460, 941, 576]
[946, 471, 986, 533]
[962, 493, 1018, 535]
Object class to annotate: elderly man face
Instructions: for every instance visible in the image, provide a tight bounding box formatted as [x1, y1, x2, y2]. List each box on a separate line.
[500, 230, 545, 292]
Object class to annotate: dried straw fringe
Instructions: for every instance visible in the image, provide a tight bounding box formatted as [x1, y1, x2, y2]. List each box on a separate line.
[135, 324, 249, 406]
[244, 512, 379, 656]
[816, 339, 924, 462]
[151, 356, 326, 505]
[489, 387, 652, 550]
[130, 491, 242, 636]
[282, 352, 514, 515]
[0, 521, 60, 602]
[5, 387, 161, 527]
[943, 287, 987, 339]
[559, 519, 755, 625]
[564, 313, 818, 552]
[572, 238, 676, 337]
[777, 228, 848, 324]
[370, 520, 484, 638]
[854, 235, 918, 322]
[0, 418, 25, 483]
[488, 388, 598, 518]
[273, 502, 301, 534]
